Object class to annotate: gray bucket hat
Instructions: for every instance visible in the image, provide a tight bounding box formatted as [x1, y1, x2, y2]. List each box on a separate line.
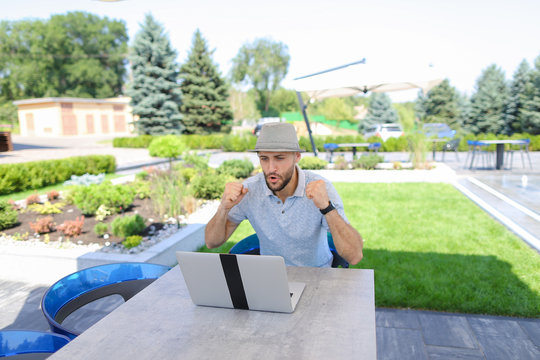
[249, 122, 305, 152]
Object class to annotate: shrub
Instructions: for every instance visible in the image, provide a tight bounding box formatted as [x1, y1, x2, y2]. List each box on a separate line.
[29, 216, 55, 234]
[148, 135, 188, 169]
[47, 190, 60, 201]
[149, 172, 187, 219]
[93, 222, 109, 237]
[0, 200, 18, 230]
[0, 155, 115, 196]
[191, 172, 230, 200]
[26, 201, 65, 215]
[70, 182, 135, 215]
[298, 157, 328, 170]
[57, 216, 85, 238]
[113, 135, 155, 148]
[111, 214, 146, 239]
[95, 204, 112, 222]
[127, 180, 151, 199]
[217, 159, 254, 179]
[333, 156, 349, 170]
[63, 173, 105, 186]
[123, 235, 143, 249]
[180, 152, 210, 171]
[26, 193, 41, 205]
[352, 154, 384, 170]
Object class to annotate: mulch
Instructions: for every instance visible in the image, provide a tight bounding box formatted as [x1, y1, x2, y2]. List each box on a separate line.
[2, 198, 165, 246]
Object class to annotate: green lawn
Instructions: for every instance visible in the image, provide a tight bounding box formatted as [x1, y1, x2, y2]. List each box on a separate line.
[199, 183, 540, 317]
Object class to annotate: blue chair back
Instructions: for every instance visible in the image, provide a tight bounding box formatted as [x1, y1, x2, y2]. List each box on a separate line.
[41, 262, 170, 339]
[323, 143, 339, 151]
[229, 233, 349, 268]
[0, 330, 70, 358]
[368, 142, 381, 151]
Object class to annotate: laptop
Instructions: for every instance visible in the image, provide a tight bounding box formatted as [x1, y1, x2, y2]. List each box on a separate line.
[175, 251, 305, 313]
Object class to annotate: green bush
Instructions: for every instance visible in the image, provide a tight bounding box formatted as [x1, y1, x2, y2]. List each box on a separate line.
[352, 154, 384, 170]
[93, 222, 109, 237]
[191, 172, 230, 200]
[0, 200, 18, 230]
[222, 135, 256, 152]
[113, 135, 155, 148]
[217, 159, 254, 178]
[298, 156, 328, 170]
[0, 155, 115, 195]
[111, 214, 146, 239]
[69, 182, 135, 215]
[123, 235, 143, 249]
[148, 135, 188, 160]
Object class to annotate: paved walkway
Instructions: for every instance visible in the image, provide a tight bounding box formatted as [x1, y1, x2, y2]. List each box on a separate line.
[1, 135, 539, 359]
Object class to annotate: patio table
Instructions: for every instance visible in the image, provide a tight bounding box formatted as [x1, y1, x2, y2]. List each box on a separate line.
[473, 139, 529, 170]
[49, 265, 376, 360]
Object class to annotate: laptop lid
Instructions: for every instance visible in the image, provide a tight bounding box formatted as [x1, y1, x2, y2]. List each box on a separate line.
[175, 251, 305, 313]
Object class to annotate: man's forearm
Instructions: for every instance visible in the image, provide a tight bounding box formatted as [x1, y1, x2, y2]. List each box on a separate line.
[325, 211, 363, 265]
[204, 206, 233, 249]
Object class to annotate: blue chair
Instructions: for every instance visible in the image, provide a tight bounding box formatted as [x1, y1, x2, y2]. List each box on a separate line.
[323, 143, 339, 163]
[506, 139, 533, 169]
[41, 262, 171, 339]
[229, 233, 349, 268]
[0, 330, 70, 359]
[367, 142, 381, 153]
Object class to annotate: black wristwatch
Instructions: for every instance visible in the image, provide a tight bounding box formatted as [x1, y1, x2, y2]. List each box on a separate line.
[319, 201, 335, 215]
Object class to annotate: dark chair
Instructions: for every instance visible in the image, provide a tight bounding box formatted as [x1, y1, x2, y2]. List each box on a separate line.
[41, 262, 171, 339]
[0, 330, 70, 359]
[441, 138, 460, 162]
[506, 139, 533, 169]
[323, 143, 339, 163]
[229, 233, 349, 268]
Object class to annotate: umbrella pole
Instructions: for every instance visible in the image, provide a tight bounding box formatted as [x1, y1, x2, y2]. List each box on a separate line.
[296, 91, 318, 156]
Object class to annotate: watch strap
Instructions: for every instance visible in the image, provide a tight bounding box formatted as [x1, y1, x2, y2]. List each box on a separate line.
[320, 201, 335, 215]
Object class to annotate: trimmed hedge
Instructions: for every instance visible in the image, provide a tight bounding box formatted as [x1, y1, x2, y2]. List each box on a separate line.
[0, 155, 115, 195]
[113, 133, 540, 153]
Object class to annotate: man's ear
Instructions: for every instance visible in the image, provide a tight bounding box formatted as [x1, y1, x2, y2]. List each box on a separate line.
[294, 152, 301, 163]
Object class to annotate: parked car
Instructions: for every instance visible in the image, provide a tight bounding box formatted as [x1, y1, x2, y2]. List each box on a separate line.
[422, 123, 456, 138]
[252, 117, 283, 136]
[363, 123, 404, 142]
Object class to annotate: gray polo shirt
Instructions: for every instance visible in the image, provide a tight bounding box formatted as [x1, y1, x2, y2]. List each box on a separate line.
[228, 166, 348, 267]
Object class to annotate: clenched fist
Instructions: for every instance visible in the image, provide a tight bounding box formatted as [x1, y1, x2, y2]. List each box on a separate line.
[221, 182, 248, 210]
[305, 180, 330, 210]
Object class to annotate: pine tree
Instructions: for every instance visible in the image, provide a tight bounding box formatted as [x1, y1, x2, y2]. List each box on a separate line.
[418, 79, 460, 128]
[179, 29, 232, 134]
[520, 54, 540, 135]
[505, 60, 531, 134]
[467, 65, 509, 134]
[360, 93, 398, 132]
[126, 14, 183, 135]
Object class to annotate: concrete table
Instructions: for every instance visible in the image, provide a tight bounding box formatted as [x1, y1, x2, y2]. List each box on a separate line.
[49, 266, 376, 360]
[475, 139, 528, 170]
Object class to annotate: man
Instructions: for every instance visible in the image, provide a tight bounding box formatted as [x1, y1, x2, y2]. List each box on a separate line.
[205, 122, 363, 267]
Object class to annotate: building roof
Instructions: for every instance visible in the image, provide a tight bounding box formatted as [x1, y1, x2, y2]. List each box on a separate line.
[13, 97, 130, 106]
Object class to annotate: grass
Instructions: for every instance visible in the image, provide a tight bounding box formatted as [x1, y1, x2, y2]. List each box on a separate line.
[0, 173, 124, 202]
[199, 183, 540, 317]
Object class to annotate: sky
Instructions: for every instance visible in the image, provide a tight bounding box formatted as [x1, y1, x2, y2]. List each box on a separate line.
[2, 0, 540, 102]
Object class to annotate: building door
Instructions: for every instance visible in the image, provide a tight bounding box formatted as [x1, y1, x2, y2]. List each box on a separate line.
[62, 115, 78, 135]
[86, 114, 95, 134]
[25, 113, 35, 136]
[114, 115, 126, 133]
[101, 115, 109, 134]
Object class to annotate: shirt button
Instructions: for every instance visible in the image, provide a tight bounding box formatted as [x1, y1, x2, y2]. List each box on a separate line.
[277, 201, 280, 204]
[281, 210, 285, 214]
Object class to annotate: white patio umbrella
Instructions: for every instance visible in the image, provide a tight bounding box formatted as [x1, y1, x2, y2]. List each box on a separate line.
[292, 60, 444, 100]
[290, 60, 444, 154]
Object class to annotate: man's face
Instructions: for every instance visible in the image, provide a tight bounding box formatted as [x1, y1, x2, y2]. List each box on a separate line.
[258, 152, 300, 193]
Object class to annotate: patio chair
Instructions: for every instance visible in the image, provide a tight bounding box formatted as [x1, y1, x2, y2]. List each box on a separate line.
[505, 139, 533, 169]
[0, 330, 70, 359]
[465, 140, 493, 169]
[323, 143, 339, 163]
[229, 233, 349, 268]
[441, 138, 460, 162]
[368, 142, 381, 153]
[41, 262, 171, 339]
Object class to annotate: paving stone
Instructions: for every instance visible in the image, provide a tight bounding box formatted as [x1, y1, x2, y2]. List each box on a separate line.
[376, 327, 427, 360]
[476, 335, 540, 360]
[518, 319, 540, 348]
[418, 313, 477, 349]
[467, 317, 527, 339]
[376, 308, 421, 329]
[425, 345, 485, 359]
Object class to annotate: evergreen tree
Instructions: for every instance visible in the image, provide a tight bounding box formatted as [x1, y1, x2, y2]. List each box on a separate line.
[416, 79, 460, 128]
[179, 30, 233, 134]
[505, 59, 531, 134]
[467, 65, 509, 134]
[520, 54, 540, 135]
[360, 92, 398, 132]
[126, 14, 183, 135]
[456, 92, 472, 132]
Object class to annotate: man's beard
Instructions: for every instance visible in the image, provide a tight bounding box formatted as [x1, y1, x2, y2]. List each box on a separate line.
[264, 165, 295, 193]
